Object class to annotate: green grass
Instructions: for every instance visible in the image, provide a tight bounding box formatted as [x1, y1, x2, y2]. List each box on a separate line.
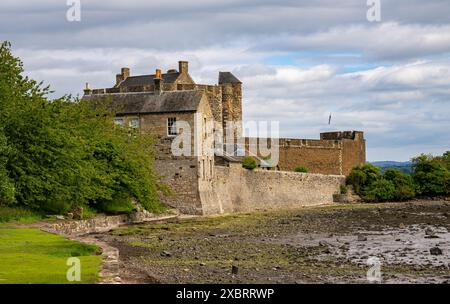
[0, 206, 42, 224]
[0, 229, 102, 284]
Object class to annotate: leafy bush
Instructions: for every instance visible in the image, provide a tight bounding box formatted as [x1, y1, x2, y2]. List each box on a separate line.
[0, 41, 165, 215]
[242, 156, 258, 170]
[346, 164, 382, 194]
[294, 166, 309, 173]
[346, 164, 409, 202]
[384, 169, 415, 200]
[362, 178, 396, 201]
[340, 184, 348, 195]
[412, 153, 450, 196]
[348, 152, 450, 202]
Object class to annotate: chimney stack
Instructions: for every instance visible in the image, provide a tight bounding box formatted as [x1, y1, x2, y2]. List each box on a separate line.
[154, 69, 163, 95]
[179, 61, 188, 74]
[116, 67, 130, 86]
[121, 67, 130, 78]
[155, 68, 162, 79]
[84, 82, 92, 95]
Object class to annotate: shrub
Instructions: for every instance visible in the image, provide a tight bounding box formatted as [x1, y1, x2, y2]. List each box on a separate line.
[412, 154, 450, 196]
[361, 178, 396, 201]
[340, 184, 348, 195]
[294, 166, 309, 173]
[346, 164, 382, 194]
[348, 151, 450, 202]
[347, 164, 404, 202]
[383, 169, 415, 200]
[242, 156, 257, 170]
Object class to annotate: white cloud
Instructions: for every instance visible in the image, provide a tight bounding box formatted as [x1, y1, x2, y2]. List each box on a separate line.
[2, 0, 450, 161]
[258, 22, 450, 61]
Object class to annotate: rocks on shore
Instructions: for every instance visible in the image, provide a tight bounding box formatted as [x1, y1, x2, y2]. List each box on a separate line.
[357, 234, 368, 242]
[161, 251, 172, 257]
[424, 227, 440, 239]
[430, 247, 443, 256]
[231, 265, 239, 275]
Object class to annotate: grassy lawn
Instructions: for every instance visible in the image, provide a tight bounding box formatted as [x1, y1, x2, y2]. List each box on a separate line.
[0, 228, 102, 284]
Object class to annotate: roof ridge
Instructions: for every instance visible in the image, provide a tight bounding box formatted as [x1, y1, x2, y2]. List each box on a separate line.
[84, 89, 204, 114]
[127, 72, 180, 78]
[88, 89, 204, 96]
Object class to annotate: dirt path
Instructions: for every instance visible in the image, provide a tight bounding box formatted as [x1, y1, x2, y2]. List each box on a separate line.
[97, 200, 450, 284]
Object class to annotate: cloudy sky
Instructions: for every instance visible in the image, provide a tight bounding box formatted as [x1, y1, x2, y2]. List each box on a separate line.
[1, 0, 449, 161]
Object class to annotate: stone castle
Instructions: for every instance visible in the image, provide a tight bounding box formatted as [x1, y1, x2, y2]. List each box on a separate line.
[83, 61, 366, 215]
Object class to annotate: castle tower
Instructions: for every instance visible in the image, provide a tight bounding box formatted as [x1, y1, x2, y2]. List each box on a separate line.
[218, 72, 243, 150]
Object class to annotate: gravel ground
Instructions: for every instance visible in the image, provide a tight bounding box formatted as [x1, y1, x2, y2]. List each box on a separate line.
[96, 200, 450, 284]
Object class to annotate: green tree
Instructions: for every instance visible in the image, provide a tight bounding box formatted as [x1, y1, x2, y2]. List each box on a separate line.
[383, 169, 415, 200]
[0, 41, 164, 214]
[362, 178, 396, 201]
[346, 164, 400, 202]
[346, 164, 382, 194]
[412, 153, 449, 196]
[0, 129, 15, 205]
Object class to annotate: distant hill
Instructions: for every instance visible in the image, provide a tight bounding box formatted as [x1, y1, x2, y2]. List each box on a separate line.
[370, 161, 413, 174]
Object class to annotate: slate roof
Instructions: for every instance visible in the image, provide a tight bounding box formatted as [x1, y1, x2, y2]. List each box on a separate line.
[83, 90, 204, 115]
[118, 72, 180, 87]
[218, 72, 242, 84]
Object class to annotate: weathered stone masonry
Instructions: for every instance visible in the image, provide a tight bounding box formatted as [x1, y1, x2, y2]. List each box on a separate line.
[202, 163, 346, 214]
[83, 61, 366, 215]
[245, 131, 365, 176]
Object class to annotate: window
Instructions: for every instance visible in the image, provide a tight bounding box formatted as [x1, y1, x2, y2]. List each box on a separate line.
[168, 117, 177, 136]
[129, 118, 139, 129]
[114, 118, 124, 127]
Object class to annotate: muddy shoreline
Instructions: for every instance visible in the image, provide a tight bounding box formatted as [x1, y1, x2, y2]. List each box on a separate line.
[95, 200, 450, 284]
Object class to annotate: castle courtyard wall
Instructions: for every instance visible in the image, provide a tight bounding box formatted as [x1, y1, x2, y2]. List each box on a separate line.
[244, 132, 365, 176]
[278, 144, 342, 175]
[199, 163, 345, 215]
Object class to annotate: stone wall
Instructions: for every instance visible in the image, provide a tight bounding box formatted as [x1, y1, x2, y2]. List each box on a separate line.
[244, 131, 365, 176]
[277, 141, 342, 175]
[200, 163, 345, 214]
[155, 157, 202, 214]
[42, 212, 178, 236]
[340, 133, 366, 175]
